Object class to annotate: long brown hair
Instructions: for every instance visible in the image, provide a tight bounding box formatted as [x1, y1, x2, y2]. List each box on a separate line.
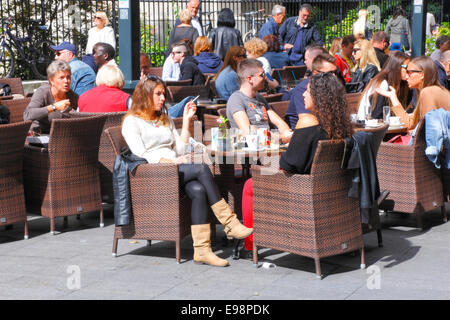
[214, 46, 245, 80]
[362, 51, 410, 111]
[410, 55, 444, 126]
[125, 78, 170, 126]
[309, 73, 353, 140]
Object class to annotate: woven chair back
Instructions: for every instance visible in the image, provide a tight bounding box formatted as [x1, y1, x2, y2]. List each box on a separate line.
[2, 98, 32, 124]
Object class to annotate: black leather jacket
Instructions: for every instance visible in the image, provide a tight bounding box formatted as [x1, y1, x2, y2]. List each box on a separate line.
[208, 26, 243, 60]
[342, 131, 380, 225]
[112, 148, 147, 226]
[351, 64, 379, 91]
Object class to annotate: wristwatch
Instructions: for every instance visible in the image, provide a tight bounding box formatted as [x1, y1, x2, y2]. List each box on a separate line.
[51, 104, 56, 112]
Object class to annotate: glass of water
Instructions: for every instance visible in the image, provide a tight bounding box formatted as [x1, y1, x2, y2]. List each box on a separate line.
[383, 106, 390, 124]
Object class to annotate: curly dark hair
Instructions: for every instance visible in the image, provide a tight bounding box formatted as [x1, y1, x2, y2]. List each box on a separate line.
[309, 73, 353, 140]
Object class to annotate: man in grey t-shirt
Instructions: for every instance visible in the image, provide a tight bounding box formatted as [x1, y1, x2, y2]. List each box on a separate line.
[226, 59, 293, 142]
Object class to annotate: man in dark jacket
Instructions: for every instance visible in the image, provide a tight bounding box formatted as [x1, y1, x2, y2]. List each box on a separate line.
[279, 4, 323, 66]
[435, 50, 450, 90]
[171, 41, 206, 85]
[371, 31, 390, 68]
[259, 5, 286, 40]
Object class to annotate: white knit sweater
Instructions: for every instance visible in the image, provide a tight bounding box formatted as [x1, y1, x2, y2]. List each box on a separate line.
[122, 115, 187, 164]
[85, 26, 116, 54]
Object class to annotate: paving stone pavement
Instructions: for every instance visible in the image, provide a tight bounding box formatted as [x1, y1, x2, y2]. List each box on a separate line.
[1, 204, 450, 301]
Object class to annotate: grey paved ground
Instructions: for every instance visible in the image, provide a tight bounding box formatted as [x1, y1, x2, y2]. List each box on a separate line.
[1, 204, 450, 300]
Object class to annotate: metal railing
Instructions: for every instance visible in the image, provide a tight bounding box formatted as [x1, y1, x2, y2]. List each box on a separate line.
[0, 0, 446, 79]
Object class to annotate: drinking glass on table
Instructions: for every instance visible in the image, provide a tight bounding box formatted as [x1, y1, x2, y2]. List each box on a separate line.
[383, 106, 390, 124]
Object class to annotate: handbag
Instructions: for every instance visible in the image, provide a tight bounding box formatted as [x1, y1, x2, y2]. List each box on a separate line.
[387, 134, 411, 145]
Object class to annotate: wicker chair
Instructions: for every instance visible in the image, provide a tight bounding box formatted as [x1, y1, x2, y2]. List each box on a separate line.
[269, 101, 289, 119]
[2, 98, 32, 124]
[164, 79, 192, 86]
[283, 65, 307, 85]
[0, 121, 31, 239]
[252, 140, 365, 279]
[69, 111, 127, 203]
[263, 92, 284, 103]
[345, 93, 362, 114]
[147, 67, 163, 77]
[377, 121, 445, 228]
[167, 85, 210, 103]
[105, 126, 191, 262]
[0, 78, 25, 96]
[23, 115, 107, 234]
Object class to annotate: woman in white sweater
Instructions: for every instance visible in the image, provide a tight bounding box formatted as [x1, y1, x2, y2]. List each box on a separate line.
[121, 77, 253, 267]
[83, 11, 116, 72]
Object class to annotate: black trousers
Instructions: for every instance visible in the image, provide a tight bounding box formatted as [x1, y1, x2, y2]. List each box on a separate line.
[178, 164, 221, 225]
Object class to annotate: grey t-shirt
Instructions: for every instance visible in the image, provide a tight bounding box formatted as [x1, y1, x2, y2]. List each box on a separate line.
[226, 91, 271, 129]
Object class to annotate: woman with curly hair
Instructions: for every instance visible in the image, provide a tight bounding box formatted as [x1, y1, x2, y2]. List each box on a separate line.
[240, 73, 353, 256]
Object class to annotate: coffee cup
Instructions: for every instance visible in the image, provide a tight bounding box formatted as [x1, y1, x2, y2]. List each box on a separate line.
[366, 119, 378, 126]
[389, 116, 401, 125]
[245, 135, 259, 150]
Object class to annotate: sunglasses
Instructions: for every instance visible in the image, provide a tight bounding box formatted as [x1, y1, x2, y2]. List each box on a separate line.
[252, 71, 265, 78]
[145, 74, 163, 82]
[401, 64, 408, 69]
[352, 48, 361, 54]
[406, 69, 422, 76]
[94, 16, 102, 19]
[237, 54, 247, 58]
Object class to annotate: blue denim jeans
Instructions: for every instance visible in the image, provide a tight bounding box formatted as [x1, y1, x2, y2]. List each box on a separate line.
[168, 96, 195, 118]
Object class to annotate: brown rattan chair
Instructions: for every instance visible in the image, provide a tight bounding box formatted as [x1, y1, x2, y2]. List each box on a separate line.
[2, 98, 32, 124]
[167, 85, 210, 103]
[283, 65, 307, 85]
[252, 140, 365, 279]
[0, 121, 31, 239]
[69, 111, 127, 203]
[105, 126, 191, 263]
[269, 101, 289, 119]
[345, 93, 362, 115]
[0, 78, 25, 96]
[23, 115, 107, 234]
[377, 121, 445, 228]
[147, 67, 163, 78]
[263, 92, 284, 103]
[164, 79, 192, 86]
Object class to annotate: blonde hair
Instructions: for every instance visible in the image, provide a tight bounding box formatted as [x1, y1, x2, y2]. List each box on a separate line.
[179, 9, 192, 24]
[95, 11, 109, 26]
[244, 38, 268, 58]
[194, 36, 212, 56]
[353, 9, 368, 40]
[96, 65, 125, 88]
[353, 39, 380, 72]
[329, 37, 342, 56]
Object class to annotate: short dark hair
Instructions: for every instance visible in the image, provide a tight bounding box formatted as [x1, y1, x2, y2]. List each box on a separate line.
[436, 35, 450, 49]
[372, 31, 390, 44]
[217, 8, 236, 28]
[306, 44, 327, 57]
[237, 58, 263, 84]
[95, 42, 115, 60]
[301, 3, 313, 13]
[311, 53, 336, 72]
[172, 41, 190, 55]
[342, 35, 356, 47]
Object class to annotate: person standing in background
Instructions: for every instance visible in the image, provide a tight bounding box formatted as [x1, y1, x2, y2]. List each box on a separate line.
[259, 5, 286, 41]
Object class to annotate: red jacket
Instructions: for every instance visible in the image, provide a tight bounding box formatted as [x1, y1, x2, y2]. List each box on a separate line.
[334, 53, 352, 83]
[78, 85, 129, 113]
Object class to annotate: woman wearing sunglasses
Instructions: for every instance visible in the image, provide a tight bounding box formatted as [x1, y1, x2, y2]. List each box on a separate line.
[83, 12, 116, 72]
[121, 77, 253, 267]
[351, 39, 380, 91]
[376, 55, 450, 129]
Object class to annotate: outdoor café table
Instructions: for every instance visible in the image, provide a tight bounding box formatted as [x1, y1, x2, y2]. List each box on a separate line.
[206, 146, 285, 179]
[353, 120, 409, 141]
[196, 99, 227, 120]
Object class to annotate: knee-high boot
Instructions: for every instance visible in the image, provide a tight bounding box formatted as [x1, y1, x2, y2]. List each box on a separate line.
[211, 199, 253, 239]
[192, 224, 229, 267]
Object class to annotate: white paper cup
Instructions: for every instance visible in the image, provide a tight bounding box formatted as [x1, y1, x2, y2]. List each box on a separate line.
[389, 116, 401, 125]
[245, 135, 260, 150]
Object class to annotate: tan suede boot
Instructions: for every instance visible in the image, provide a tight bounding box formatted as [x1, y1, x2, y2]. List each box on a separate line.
[211, 198, 253, 239]
[192, 224, 229, 267]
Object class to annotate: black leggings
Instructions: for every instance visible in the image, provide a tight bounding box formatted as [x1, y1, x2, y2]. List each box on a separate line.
[178, 164, 221, 225]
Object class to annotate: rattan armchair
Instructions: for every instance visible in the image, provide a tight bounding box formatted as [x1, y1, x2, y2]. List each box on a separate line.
[252, 140, 365, 279]
[69, 111, 127, 203]
[105, 126, 191, 263]
[2, 98, 32, 124]
[377, 121, 445, 228]
[0, 121, 31, 239]
[23, 115, 107, 234]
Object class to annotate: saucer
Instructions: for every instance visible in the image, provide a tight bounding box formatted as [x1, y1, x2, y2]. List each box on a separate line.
[388, 123, 404, 129]
[365, 123, 382, 128]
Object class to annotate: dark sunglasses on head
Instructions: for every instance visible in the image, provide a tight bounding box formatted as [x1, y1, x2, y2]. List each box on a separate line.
[237, 54, 247, 58]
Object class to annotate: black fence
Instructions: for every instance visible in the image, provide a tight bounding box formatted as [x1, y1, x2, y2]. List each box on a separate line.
[0, 0, 447, 79]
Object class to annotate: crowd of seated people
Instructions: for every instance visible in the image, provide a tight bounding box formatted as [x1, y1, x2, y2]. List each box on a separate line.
[5, 1, 450, 269]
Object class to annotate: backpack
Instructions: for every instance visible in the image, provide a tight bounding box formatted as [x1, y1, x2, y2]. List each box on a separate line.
[401, 19, 410, 51]
[0, 83, 12, 96]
